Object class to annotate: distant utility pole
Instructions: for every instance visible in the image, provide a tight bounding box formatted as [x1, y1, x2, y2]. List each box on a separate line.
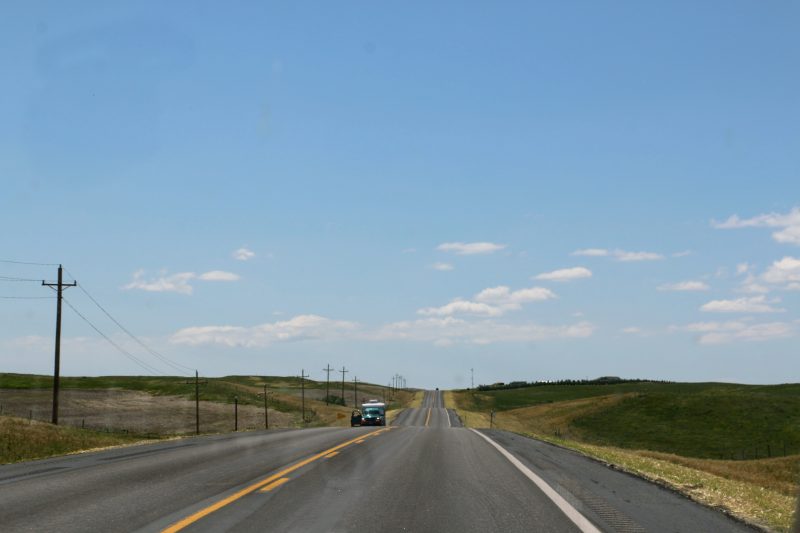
[353, 376, 359, 406]
[262, 384, 273, 430]
[340, 366, 349, 407]
[234, 396, 239, 431]
[42, 265, 77, 425]
[322, 364, 333, 405]
[300, 369, 309, 423]
[185, 370, 208, 435]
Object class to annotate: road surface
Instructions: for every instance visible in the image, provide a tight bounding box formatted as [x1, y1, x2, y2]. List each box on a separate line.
[0, 391, 755, 532]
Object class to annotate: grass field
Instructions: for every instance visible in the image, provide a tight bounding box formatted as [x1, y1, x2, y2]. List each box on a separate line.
[0, 415, 154, 464]
[457, 382, 800, 460]
[0, 373, 415, 434]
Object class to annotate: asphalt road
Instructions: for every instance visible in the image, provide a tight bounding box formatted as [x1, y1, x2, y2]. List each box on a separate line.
[0, 391, 756, 532]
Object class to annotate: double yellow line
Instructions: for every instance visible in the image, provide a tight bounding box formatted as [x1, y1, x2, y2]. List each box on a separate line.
[162, 427, 393, 532]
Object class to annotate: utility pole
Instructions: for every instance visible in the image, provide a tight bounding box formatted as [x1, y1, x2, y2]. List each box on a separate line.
[234, 396, 239, 431]
[340, 366, 349, 407]
[353, 376, 359, 407]
[300, 369, 309, 423]
[322, 364, 333, 405]
[42, 265, 76, 425]
[262, 384, 273, 430]
[185, 370, 208, 435]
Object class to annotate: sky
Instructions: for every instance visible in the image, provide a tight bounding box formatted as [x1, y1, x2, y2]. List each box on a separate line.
[1, 2, 799, 389]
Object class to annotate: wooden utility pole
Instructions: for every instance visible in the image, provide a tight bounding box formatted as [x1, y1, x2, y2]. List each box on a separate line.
[184, 371, 208, 435]
[340, 366, 349, 407]
[42, 265, 76, 425]
[322, 364, 333, 405]
[262, 384, 273, 429]
[234, 396, 239, 431]
[300, 369, 309, 423]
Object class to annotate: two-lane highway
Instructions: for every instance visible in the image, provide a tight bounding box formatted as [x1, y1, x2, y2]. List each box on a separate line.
[0, 391, 755, 532]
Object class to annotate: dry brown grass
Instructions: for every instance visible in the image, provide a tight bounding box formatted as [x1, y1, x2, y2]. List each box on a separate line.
[0, 415, 153, 464]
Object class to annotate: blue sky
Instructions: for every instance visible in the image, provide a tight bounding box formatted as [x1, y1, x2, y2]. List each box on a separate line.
[1, 2, 799, 388]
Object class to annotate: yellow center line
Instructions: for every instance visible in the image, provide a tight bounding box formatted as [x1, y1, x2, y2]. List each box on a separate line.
[425, 407, 432, 427]
[161, 428, 393, 533]
[258, 478, 290, 493]
[324, 451, 339, 458]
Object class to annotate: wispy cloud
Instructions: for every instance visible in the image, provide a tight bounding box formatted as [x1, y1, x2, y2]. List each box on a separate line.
[712, 207, 800, 245]
[700, 295, 784, 313]
[233, 247, 255, 261]
[437, 242, 506, 255]
[123, 270, 196, 295]
[572, 248, 664, 261]
[534, 267, 592, 282]
[370, 317, 595, 345]
[679, 320, 795, 344]
[418, 300, 503, 317]
[124, 269, 241, 295]
[431, 262, 454, 271]
[658, 281, 709, 292]
[171, 315, 359, 347]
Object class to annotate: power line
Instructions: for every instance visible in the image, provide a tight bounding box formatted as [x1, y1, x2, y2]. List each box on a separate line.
[0, 296, 55, 299]
[0, 259, 58, 266]
[0, 276, 42, 282]
[62, 297, 164, 376]
[64, 268, 193, 375]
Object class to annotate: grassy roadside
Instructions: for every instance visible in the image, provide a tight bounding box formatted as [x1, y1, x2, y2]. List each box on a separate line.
[446, 390, 799, 532]
[0, 415, 157, 464]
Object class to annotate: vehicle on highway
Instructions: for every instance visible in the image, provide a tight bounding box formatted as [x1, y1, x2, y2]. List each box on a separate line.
[360, 401, 386, 426]
[350, 409, 362, 427]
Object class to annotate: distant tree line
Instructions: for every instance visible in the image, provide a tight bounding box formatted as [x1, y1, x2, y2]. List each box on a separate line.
[475, 376, 674, 391]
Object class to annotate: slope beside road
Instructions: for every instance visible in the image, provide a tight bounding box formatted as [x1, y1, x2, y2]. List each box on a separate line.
[0, 391, 757, 532]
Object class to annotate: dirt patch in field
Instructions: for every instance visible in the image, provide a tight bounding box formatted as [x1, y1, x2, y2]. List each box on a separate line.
[0, 388, 294, 435]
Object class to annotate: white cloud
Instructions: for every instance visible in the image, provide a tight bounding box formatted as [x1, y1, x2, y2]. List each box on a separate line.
[762, 256, 800, 284]
[474, 285, 557, 309]
[535, 267, 592, 282]
[437, 242, 506, 255]
[621, 327, 642, 334]
[233, 247, 255, 261]
[431, 262, 454, 271]
[672, 250, 692, 258]
[571, 248, 663, 261]
[124, 269, 241, 295]
[123, 270, 196, 295]
[198, 270, 241, 281]
[713, 207, 800, 245]
[418, 285, 556, 318]
[371, 317, 595, 345]
[170, 315, 359, 347]
[680, 320, 795, 344]
[614, 250, 664, 262]
[418, 300, 504, 317]
[658, 281, 710, 292]
[700, 295, 784, 313]
[736, 263, 751, 275]
[572, 248, 610, 257]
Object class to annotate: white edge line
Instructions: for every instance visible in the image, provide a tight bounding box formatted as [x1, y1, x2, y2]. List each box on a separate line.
[445, 408, 452, 428]
[469, 429, 601, 533]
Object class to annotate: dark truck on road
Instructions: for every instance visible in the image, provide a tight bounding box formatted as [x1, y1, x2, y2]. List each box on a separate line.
[360, 401, 386, 426]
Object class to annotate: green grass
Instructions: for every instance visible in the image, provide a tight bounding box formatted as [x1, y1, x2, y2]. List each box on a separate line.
[459, 381, 800, 460]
